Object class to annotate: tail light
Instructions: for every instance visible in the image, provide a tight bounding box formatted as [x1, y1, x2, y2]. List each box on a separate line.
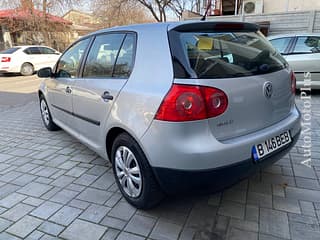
[1, 57, 11, 62]
[155, 84, 228, 122]
[290, 71, 296, 94]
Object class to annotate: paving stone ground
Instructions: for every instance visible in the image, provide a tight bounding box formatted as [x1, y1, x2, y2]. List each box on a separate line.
[0, 77, 320, 239]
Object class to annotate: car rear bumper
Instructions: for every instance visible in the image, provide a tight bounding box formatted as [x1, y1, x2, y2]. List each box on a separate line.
[152, 129, 300, 194]
[141, 106, 301, 170]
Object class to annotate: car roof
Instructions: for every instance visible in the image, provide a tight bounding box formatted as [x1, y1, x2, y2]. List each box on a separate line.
[268, 33, 320, 40]
[81, 21, 259, 40]
[13, 45, 54, 49]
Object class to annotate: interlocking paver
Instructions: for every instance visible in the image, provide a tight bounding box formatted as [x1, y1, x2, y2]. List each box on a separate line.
[101, 229, 120, 240]
[30, 201, 63, 219]
[299, 200, 317, 216]
[38, 221, 65, 236]
[150, 220, 182, 240]
[6, 215, 42, 238]
[0, 192, 27, 208]
[25, 230, 45, 240]
[79, 204, 111, 223]
[290, 222, 320, 240]
[259, 208, 290, 239]
[49, 206, 82, 226]
[116, 232, 145, 240]
[49, 189, 79, 204]
[0, 82, 319, 240]
[0, 217, 12, 232]
[65, 166, 87, 177]
[77, 187, 112, 204]
[226, 228, 258, 240]
[60, 219, 107, 240]
[1, 203, 34, 222]
[124, 214, 156, 236]
[0, 232, 21, 240]
[218, 201, 245, 219]
[108, 201, 136, 221]
[273, 196, 301, 214]
[91, 173, 115, 190]
[17, 182, 53, 197]
[100, 216, 127, 230]
[50, 175, 75, 188]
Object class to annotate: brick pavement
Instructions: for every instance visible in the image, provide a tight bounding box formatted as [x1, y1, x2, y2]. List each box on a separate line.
[0, 93, 319, 240]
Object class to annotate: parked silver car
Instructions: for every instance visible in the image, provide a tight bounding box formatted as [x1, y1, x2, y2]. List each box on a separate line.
[268, 34, 320, 89]
[38, 22, 301, 209]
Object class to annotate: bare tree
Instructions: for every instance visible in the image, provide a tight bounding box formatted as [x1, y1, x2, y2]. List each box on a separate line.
[135, 0, 172, 22]
[134, 0, 196, 22]
[92, 0, 154, 28]
[168, 0, 197, 19]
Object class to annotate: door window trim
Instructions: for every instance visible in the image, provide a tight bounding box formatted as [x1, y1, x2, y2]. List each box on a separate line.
[53, 36, 94, 78]
[79, 31, 138, 79]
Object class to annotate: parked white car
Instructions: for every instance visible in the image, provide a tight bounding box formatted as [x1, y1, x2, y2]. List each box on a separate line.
[0, 45, 61, 76]
[268, 34, 320, 89]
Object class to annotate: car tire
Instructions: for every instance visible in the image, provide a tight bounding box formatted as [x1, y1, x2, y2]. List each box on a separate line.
[20, 63, 34, 76]
[39, 95, 60, 131]
[111, 133, 164, 209]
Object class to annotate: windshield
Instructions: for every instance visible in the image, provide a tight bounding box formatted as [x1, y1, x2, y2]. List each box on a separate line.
[0, 47, 20, 54]
[169, 30, 288, 79]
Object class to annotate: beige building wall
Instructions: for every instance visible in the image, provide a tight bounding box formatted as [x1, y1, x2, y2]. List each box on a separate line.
[263, 0, 320, 13]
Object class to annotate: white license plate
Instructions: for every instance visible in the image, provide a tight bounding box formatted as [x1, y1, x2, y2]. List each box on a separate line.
[252, 131, 292, 161]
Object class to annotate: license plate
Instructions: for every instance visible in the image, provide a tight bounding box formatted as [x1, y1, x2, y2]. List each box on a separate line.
[252, 131, 291, 161]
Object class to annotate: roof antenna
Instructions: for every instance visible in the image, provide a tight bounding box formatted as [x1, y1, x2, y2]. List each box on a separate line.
[201, 0, 212, 21]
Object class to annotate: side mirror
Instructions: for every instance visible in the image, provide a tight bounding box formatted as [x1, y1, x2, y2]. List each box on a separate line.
[38, 67, 53, 78]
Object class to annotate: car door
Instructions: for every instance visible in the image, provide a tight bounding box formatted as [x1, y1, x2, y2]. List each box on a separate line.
[23, 47, 43, 70]
[39, 47, 60, 69]
[72, 32, 136, 146]
[285, 36, 320, 81]
[269, 37, 294, 55]
[47, 38, 91, 130]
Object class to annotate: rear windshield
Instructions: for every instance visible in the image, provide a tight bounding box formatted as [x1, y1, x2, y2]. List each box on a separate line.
[0, 47, 20, 54]
[169, 30, 288, 79]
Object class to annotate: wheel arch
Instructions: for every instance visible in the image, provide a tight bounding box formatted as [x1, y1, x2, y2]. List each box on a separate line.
[106, 127, 127, 162]
[38, 90, 44, 98]
[106, 127, 145, 164]
[21, 62, 34, 69]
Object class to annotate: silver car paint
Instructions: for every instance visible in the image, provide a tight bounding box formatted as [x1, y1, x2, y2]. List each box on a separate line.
[268, 34, 320, 89]
[39, 22, 301, 172]
[40, 23, 174, 160]
[174, 69, 294, 141]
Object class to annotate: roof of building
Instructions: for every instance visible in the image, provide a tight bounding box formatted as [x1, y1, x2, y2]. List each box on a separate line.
[0, 8, 72, 25]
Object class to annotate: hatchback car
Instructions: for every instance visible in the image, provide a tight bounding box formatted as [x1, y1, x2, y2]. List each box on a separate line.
[0, 45, 60, 76]
[38, 21, 301, 209]
[268, 34, 320, 89]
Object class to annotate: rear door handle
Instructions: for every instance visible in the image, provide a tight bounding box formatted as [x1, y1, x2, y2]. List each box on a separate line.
[66, 86, 72, 94]
[101, 91, 113, 101]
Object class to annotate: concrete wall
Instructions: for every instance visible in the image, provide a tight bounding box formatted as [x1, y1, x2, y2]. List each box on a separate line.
[184, 10, 320, 36]
[263, 0, 320, 14]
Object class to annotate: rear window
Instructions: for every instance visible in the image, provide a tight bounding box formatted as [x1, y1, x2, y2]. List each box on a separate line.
[169, 30, 288, 79]
[0, 47, 20, 54]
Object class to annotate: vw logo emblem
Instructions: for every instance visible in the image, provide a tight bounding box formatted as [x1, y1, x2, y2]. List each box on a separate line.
[263, 81, 273, 99]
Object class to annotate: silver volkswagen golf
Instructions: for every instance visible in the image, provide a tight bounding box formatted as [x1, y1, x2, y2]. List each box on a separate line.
[38, 21, 301, 209]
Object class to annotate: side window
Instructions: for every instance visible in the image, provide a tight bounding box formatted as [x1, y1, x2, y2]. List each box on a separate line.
[293, 36, 320, 54]
[24, 47, 41, 55]
[113, 33, 136, 78]
[269, 37, 292, 54]
[56, 38, 90, 78]
[83, 33, 125, 78]
[40, 47, 56, 54]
